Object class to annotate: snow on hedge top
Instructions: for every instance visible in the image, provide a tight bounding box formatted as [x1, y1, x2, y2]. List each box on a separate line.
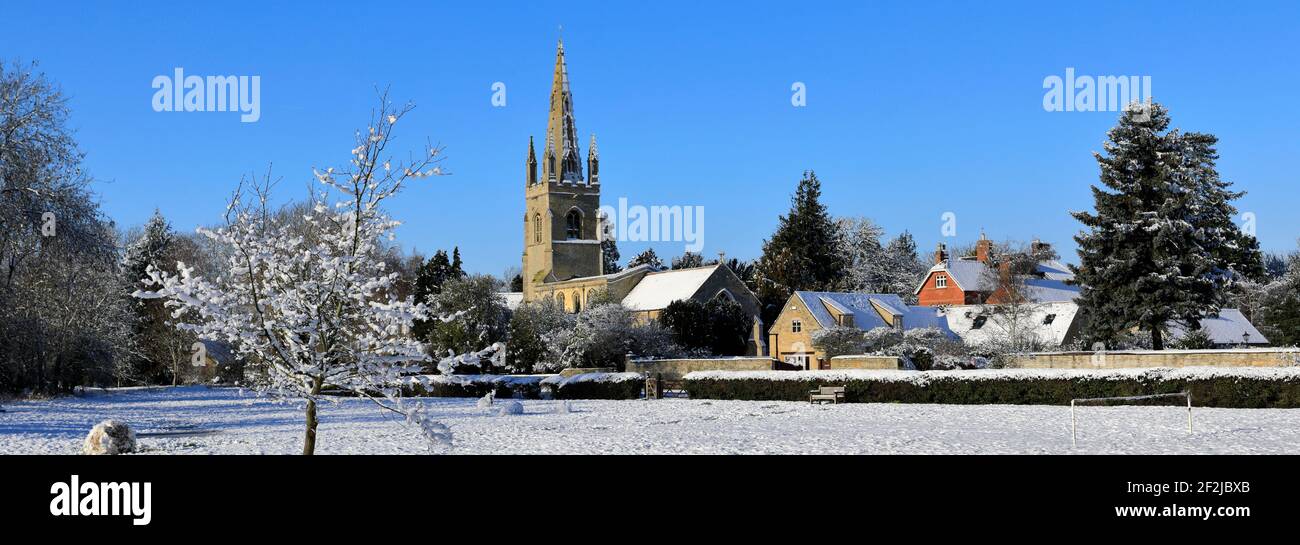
[540, 372, 643, 386]
[421, 374, 550, 386]
[621, 266, 720, 311]
[683, 367, 1300, 384]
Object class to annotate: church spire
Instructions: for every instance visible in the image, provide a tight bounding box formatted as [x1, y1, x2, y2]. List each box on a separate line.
[526, 135, 538, 186]
[587, 133, 599, 184]
[543, 39, 583, 184]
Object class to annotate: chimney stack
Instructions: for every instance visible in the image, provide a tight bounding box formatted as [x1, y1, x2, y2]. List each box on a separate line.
[976, 231, 993, 263]
[934, 242, 948, 265]
[1030, 238, 1051, 258]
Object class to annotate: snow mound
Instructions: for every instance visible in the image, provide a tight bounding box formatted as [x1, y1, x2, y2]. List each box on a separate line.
[82, 420, 136, 455]
[497, 400, 524, 416]
[476, 391, 495, 408]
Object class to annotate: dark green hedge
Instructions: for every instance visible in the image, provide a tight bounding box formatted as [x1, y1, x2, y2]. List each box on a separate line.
[551, 377, 645, 400]
[398, 375, 646, 400]
[402, 379, 543, 399]
[683, 374, 1300, 408]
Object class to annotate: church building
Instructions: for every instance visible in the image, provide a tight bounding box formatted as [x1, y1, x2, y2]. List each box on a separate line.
[518, 40, 764, 354]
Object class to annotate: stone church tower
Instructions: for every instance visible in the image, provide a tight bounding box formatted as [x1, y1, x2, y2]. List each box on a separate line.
[522, 40, 603, 301]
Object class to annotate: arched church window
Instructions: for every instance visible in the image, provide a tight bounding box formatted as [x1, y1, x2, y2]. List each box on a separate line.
[572, 291, 582, 313]
[533, 213, 542, 244]
[557, 292, 566, 311]
[566, 209, 582, 239]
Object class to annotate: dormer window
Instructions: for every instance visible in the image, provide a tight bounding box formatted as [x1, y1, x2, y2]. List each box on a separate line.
[936, 274, 948, 289]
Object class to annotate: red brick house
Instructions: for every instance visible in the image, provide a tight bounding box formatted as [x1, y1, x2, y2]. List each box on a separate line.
[915, 236, 1079, 307]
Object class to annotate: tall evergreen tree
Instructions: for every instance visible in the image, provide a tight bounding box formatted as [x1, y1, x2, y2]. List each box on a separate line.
[833, 216, 887, 292]
[599, 213, 622, 274]
[122, 209, 182, 384]
[601, 239, 622, 274]
[450, 247, 465, 278]
[1071, 103, 1263, 350]
[411, 250, 457, 340]
[882, 231, 926, 300]
[754, 171, 846, 324]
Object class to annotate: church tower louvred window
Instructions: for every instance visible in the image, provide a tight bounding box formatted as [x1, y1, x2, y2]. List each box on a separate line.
[566, 209, 582, 239]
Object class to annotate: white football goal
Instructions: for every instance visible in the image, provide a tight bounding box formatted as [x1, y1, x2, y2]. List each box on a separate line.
[1070, 391, 1192, 448]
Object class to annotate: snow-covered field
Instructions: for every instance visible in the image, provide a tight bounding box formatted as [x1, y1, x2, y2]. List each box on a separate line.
[2, 386, 1298, 454]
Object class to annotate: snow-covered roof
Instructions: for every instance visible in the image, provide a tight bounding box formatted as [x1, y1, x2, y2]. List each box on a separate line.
[1036, 260, 1075, 282]
[620, 265, 720, 311]
[915, 258, 1080, 303]
[915, 259, 992, 294]
[550, 263, 655, 285]
[792, 292, 953, 335]
[1021, 278, 1080, 303]
[499, 292, 524, 310]
[1169, 309, 1269, 346]
[941, 301, 1081, 348]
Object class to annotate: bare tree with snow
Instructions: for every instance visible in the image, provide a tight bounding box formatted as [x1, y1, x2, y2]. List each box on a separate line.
[136, 94, 463, 454]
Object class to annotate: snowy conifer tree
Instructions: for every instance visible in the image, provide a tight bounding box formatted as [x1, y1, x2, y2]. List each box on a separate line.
[833, 216, 887, 293]
[755, 171, 846, 324]
[135, 97, 463, 454]
[1072, 103, 1263, 349]
[628, 248, 663, 270]
[881, 231, 926, 300]
[599, 211, 621, 274]
[122, 209, 197, 384]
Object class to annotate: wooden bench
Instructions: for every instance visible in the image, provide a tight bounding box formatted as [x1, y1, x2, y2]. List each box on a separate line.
[809, 386, 846, 404]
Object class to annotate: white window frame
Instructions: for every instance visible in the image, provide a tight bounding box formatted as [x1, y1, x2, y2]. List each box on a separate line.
[936, 274, 948, 289]
[791, 319, 802, 333]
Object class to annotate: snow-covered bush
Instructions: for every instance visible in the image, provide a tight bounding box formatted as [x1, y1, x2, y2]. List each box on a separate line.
[134, 96, 473, 455]
[539, 303, 680, 372]
[811, 326, 869, 358]
[854, 327, 971, 371]
[496, 400, 524, 416]
[505, 298, 571, 373]
[424, 275, 509, 372]
[1172, 328, 1214, 350]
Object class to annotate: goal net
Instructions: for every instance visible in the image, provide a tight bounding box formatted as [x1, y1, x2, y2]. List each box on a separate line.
[1069, 391, 1192, 448]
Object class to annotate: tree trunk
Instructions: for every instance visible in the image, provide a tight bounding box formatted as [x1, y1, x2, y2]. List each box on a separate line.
[1151, 325, 1164, 351]
[302, 376, 323, 455]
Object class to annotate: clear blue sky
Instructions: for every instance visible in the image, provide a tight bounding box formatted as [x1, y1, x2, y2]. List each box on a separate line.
[4, 0, 1298, 276]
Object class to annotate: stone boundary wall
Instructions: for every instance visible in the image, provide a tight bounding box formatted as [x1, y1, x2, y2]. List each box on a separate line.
[628, 357, 776, 379]
[1007, 349, 1300, 369]
[827, 355, 904, 370]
